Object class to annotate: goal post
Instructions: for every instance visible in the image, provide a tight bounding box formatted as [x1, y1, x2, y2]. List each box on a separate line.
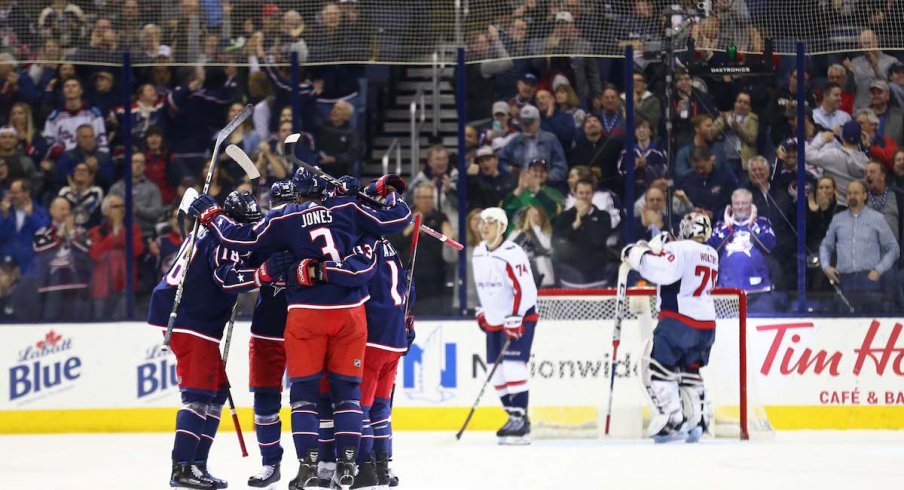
[530, 287, 772, 440]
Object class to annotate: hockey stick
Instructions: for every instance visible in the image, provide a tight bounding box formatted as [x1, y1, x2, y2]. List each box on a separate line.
[283, 133, 464, 251]
[225, 144, 261, 192]
[603, 262, 632, 436]
[455, 338, 512, 440]
[220, 367, 249, 457]
[163, 104, 254, 350]
[402, 212, 423, 320]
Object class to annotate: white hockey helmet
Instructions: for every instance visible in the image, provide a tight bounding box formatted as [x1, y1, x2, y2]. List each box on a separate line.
[479, 207, 508, 232]
[678, 212, 712, 242]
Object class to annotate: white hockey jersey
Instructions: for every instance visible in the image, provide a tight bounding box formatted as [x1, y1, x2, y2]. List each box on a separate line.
[43, 106, 109, 156]
[626, 239, 719, 328]
[472, 240, 538, 326]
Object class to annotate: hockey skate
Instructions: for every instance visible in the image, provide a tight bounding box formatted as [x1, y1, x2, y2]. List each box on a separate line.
[349, 456, 380, 490]
[332, 448, 358, 490]
[288, 450, 320, 490]
[193, 463, 227, 489]
[247, 463, 280, 488]
[649, 416, 689, 444]
[374, 451, 390, 487]
[495, 412, 517, 438]
[315, 461, 335, 489]
[387, 469, 399, 488]
[498, 415, 531, 445]
[170, 462, 215, 489]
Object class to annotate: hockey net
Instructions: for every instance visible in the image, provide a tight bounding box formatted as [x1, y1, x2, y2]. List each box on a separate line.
[529, 288, 773, 440]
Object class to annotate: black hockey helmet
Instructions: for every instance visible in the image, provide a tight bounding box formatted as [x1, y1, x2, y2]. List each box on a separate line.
[270, 180, 298, 206]
[223, 190, 262, 223]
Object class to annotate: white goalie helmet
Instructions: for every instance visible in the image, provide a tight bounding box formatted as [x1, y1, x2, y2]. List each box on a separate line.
[678, 212, 712, 242]
[479, 207, 508, 233]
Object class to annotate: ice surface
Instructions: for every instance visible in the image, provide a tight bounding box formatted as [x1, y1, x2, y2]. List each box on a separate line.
[0, 431, 902, 489]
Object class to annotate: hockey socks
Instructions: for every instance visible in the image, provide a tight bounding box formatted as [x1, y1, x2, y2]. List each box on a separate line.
[194, 402, 222, 464]
[253, 391, 284, 466]
[509, 391, 529, 416]
[172, 393, 211, 464]
[333, 400, 364, 457]
[357, 406, 374, 463]
[317, 394, 336, 463]
[290, 381, 320, 460]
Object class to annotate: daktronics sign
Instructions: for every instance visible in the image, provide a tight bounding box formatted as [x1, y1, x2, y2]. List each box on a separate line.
[751, 319, 904, 406]
[8, 330, 82, 402]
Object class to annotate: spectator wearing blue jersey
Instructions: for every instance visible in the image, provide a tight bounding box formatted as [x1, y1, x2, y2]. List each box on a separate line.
[677, 146, 738, 218]
[55, 124, 115, 192]
[0, 178, 50, 275]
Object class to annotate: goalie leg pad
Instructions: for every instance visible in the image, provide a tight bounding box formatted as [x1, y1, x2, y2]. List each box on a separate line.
[641, 340, 685, 438]
[680, 372, 712, 439]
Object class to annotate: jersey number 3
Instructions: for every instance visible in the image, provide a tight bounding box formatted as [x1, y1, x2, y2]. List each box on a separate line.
[693, 266, 718, 297]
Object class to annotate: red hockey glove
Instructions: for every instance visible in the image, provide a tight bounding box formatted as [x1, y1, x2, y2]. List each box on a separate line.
[503, 315, 524, 340]
[288, 258, 326, 288]
[374, 174, 407, 197]
[476, 309, 502, 333]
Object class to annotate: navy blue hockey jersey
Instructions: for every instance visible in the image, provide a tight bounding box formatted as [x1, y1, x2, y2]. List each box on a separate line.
[147, 229, 260, 342]
[364, 238, 413, 352]
[205, 193, 411, 309]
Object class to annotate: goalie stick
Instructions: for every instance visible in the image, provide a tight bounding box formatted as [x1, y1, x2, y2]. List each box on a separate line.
[283, 133, 464, 251]
[603, 262, 632, 436]
[162, 104, 253, 349]
[455, 338, 512, 441]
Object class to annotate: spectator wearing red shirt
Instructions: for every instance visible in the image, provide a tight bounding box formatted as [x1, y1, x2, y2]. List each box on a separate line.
[857, 108, 898, 170]
[143, 126, 177, 204]
[88, 193, 144, 320]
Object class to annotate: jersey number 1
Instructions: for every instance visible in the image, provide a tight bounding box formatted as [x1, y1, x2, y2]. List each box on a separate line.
[693, 266, 718, 297]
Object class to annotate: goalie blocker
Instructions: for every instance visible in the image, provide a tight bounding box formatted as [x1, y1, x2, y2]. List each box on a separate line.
[622, 212, 718, 443]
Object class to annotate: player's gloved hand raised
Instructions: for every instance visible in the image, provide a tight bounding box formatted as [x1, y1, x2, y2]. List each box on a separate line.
[188, 194, 222, 226]
[405, 315, 416, 351]
[503, 315, 524, 340]
[255, 251, 294, 286]
[287, 258, 326, 288]
[336, 175, 361, 196]
[367, 174, 407, 198]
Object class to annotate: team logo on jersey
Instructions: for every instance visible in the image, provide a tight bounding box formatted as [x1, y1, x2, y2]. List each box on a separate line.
[9, 330, 82, 403]
[354, 359, 361, 368]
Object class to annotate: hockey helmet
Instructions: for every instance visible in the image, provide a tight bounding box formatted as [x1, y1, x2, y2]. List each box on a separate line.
[291, 166, 326, 197]
[678, 212, 712, 242]
[269, 180, 298, 206]
[479, 207, 508, 232]
[223, 190, 263, 223]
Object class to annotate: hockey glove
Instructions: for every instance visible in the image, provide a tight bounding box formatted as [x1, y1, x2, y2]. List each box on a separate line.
[503, 315, 524, 340]
[188, 194, 222, 226]
[288, 258, 326, 288]
[620, 240, 650, 263]
[336, 175, 361, 196]
[405, 315, 416, 350]
[255, 251, 295, 286]
[371, 174, 407, 198]
[476, 309, 502, 333]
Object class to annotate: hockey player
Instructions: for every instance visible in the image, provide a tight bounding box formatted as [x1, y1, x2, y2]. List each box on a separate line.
[247, 180, 298, 489]
[621, 212, 719, 443]
[472, 207, 539, 445]
[148, 190, 282, 489]
[188, 169, 410, 489]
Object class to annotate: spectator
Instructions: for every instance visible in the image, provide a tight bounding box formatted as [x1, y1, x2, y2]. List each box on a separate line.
[773, 108, 822, 190]
[32, 196, 90, 321]
[147, 205, 183, 283]
[116, 0, 143, 51]
[571, 114, 622, 191]
[508, 71, 538, 114]
[857, 108, 898, 169]
[820, 180, 900, 312]
[806, 121, 868, 205]
[708, 188, 779, 310]
[845, 29, 898, 111]
[632, 177, 695, 221]
[408, 144, 460, 226]
[888, 62, 904, 109]
[485, 100, 517, 146]
[220, 102, 262, 180]
[806, 176, 846, 289]
[37, 0, 87, 50]
[88, 193, 145, 320]
[0, 127, 37, 184]
[766, 68, 818, 146]
[677, 146, 738, 217]
[552, 76, 586, 129]
[533, 10, 601, 103]
[864, 160, 902, 243]
[813, 82, 851, 133]
[55, 124, 115, 192]
[821, 64, 855, 115]
[58, 160, 104, 229]
[674, 114, 721, 180]
[462, 26, 514, 122]
[0, 178, 49, 274]
[501, 158, 564, 232]
[9, 102, 48, 165]
[633, 186, 680, 241]
[498, 105, 567, 186]
[42, 78, 109, 162]
[318, 100, 359, 177]
[594, 86, 626, 140]
[868, 80, 904, 148]
[0, 52, 19, 127]
[246, 70, 276, 143]
[895, 149, 904, 189]
[143, 126, 177, 204]
[714, 92, 759, 180]
[85, 70, 117, 117]
[466, 145, 516, 210]
[618, 117, 667, 193]
[110, 83, 167, 157]
[747, 155, 796, 289]
[255, 120, 297, 185]
[394, 183, 453, 316]
[536, 88, 574, 151]
[670, 67, 718, 149]
[551, 178, 612, 288]
[109, 152, 164, 239]
[452, 208, 484, 313]
[508, 205, 555, 287]
[563, 165, 620, 228]
[0, 257, 21, 321]
[626, 70, 661, 140]
[617, 0, 661, 66]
